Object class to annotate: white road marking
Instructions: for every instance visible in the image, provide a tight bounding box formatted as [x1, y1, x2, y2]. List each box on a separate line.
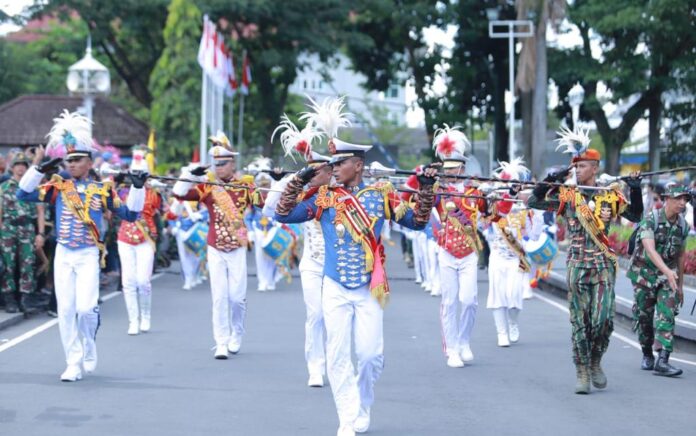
[533, 291, 696, 367]
[0, 273, 164, 353]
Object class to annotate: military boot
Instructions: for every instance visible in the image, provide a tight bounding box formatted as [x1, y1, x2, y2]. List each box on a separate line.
[3, 293, 19, 313]
[589, 356, 607, 389]
[653, 349, 682, 377]
[574, 365, 591, 394]
[640, 346, 655, 370]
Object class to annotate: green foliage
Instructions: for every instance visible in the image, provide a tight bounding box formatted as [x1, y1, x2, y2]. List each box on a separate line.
[149, 0, 202, 163]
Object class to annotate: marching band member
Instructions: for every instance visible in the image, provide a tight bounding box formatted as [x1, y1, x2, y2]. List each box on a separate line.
[172, 131, 263, 360]
[117, 148, 163, 335]
[527, 125, 643, 394]
[17, 111, 146, 382]
[482, 158, 531, 347]
[167, 195, 207, 290]
[246, 157, 279, 291]
[274, 97, 437, 436]
[431, 125, 488, 368]
[263, 144, 333, 387]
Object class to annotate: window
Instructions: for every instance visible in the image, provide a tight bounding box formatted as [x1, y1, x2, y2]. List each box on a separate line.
[389, 86, 399, 99]
[303, 80, 308, 89]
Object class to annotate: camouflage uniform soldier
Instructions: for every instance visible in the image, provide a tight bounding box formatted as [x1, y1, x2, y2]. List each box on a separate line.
[627, 184, 690, 377]
[527, 126, 642, 394]
[0, 152, 46, 313]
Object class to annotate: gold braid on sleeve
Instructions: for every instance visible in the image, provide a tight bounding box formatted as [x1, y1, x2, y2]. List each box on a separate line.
[275, 176, 305, 216]
[414, 183, 436, 225]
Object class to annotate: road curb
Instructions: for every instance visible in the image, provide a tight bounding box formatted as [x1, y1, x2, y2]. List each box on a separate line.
[0, 312, 25, 332]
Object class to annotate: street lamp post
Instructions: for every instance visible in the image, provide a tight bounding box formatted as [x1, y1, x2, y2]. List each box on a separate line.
[66, 36, 111, 137]
[487, 8, 533, 160]
[568, 82, 585, 128]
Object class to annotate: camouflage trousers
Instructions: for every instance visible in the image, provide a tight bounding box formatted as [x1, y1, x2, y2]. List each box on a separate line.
[567, 265, 616, 366]
[632, 279, 680, 353]
[0, 227, 36, 295]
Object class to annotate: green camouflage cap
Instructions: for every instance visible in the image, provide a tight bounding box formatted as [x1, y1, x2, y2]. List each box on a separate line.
[663, 183, 690, 198]
[10, 152, 30, 167]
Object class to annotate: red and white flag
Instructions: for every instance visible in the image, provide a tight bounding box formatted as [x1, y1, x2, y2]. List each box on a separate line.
[197, 15, 215, 76]
[240, 52, 252, 95]
[224, 45, 238, 97]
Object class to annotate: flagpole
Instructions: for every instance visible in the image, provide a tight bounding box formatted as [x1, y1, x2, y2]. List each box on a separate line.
[237, 50, 247, 157]
[199, 70, 207, 165]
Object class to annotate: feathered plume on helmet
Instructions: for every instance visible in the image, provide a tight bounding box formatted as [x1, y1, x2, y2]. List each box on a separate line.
[494, 157, 530, 181]
[130, 146, 149, 172]
[299, 95, 352, 139]
[432, 124, 471, 163]
[46, 110, 93, 158]
[271, 114, 324, 163]
[555, 125, 591, 158]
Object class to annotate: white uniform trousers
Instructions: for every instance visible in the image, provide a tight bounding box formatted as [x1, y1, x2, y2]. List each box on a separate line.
[253, 232, 277, 290]
[117, 241, 155, 325]
[426, 238, 441, 294]
[176, 233, 200, 286]
[54, 245, 100, 367]
[207, 246, 247, 347]
[438, 249, 478, 355]
[486, 250, 524, 310]
[323, 277, 384, 427]
[299, 257, 326, 377]
[415, 232, 430, 288]
[411, 231, 425, 283]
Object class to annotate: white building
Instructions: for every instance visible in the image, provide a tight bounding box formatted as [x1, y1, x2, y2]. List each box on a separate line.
[289, 53, 408, 126]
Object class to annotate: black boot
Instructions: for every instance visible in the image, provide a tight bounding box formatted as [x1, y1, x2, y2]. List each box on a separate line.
[641, 346, 655, 370]
[3, 294, 19, 313]
[653, 349, 682, 377]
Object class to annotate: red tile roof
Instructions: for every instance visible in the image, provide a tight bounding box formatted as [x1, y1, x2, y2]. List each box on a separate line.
[0, 95, 148, 148]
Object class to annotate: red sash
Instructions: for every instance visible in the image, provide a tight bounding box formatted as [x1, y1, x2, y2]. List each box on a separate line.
[332, 187, 389, 308]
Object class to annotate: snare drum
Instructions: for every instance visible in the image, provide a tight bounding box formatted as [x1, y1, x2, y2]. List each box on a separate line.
[184, 221, 208, 254]
[525, 232, 558, 265]
[262, 225, 295, 260]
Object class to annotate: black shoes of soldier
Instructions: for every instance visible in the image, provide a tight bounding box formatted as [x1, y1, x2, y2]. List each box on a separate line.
[653, 349, 682, 377]
[574, 365, 591, 394]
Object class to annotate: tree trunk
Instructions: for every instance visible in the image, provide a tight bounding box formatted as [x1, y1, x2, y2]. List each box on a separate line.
[520, 90, 533, 167]
[604, 139, 621, 175]
[648, 91, 662, 174]
[531, 20, 548, 179]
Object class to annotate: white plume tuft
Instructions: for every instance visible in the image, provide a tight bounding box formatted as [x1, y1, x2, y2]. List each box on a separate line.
[555, 125, 591, 157]
[46, 110, 93, 155]
[432, 124, 471, 158]
[495, 157, 530, 181]
[271, 114, 324, 163]
[299, 95, 352, 138]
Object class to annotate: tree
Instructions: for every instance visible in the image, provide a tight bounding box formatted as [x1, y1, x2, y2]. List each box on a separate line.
[149, 0, 202, 163]
[343, 0, 447, 147]
[33, 0, 170, 108]
[449, 0, 517, 162]
[549, 0, 696, 174]
[201, 0, 351, 156]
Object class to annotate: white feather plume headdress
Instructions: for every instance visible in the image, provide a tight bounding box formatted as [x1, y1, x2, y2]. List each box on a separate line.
[495, 157, 530, 181]
[46, 109, 93, 157]
[432, 124, 471, 160]
[299, 95, 352, 138]
[555, 125, 591, 157]
[271, 114, 324, 163]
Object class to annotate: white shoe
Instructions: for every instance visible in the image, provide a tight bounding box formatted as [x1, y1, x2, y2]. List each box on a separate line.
[214, 345, 228, 359]
[430, 289, 441, 297]
[128, 322, 140, 335]
[460, 344, 474, 362]
[139, 318, 151, 333]
[307, 373, 324, 387]
[227, 339, 241, 354]
[337, 425, 356, 436]
[257, 287, 266, 292]
[183, 279, 192, 290]
[447, 353, 465, 368]
[60, 365, 83, 382]
[509, 324, 520, 343]
[497, 333, 510, 347]
[353, 406, 371, 433]
[82, 340, 97, 373]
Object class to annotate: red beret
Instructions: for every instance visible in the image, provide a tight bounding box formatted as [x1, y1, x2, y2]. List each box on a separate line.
[571, 148, 601, 163]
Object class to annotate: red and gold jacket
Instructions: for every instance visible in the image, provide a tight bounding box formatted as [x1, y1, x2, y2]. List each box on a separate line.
[434, 184, 487, 259]
[117, 187, 163, 247]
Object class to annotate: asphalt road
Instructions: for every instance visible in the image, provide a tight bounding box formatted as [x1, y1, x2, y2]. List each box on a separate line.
[1, 245, 695, 436]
